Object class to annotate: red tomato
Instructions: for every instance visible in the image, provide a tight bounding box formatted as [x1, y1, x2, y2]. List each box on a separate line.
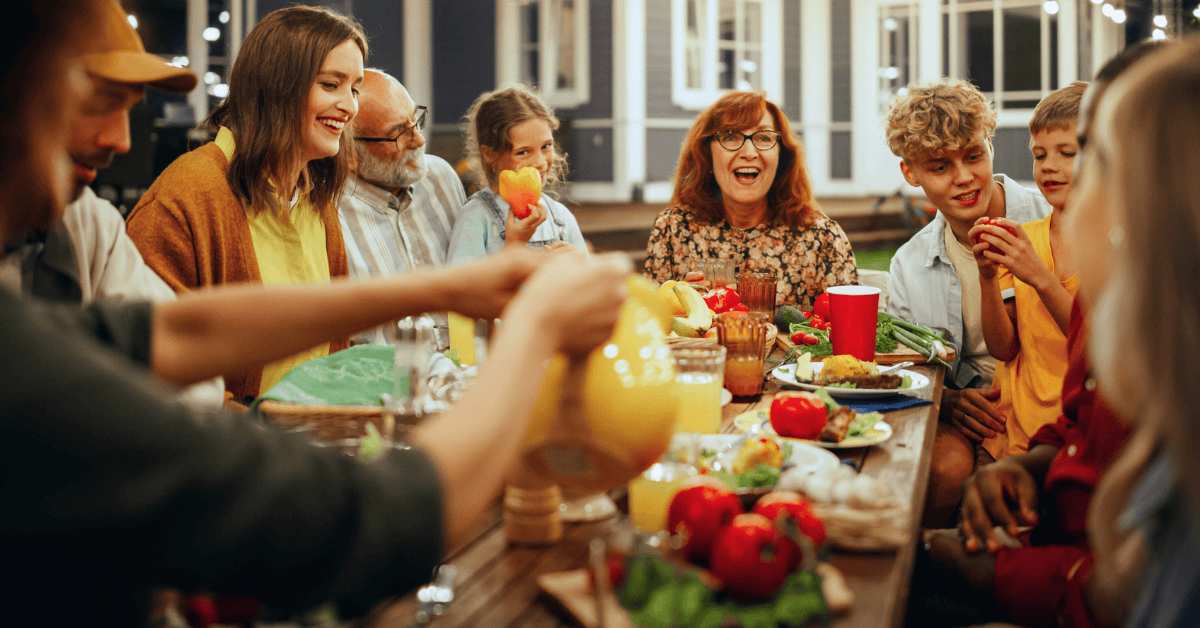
[973, 217, 1018, 254]
[753, 490, 827, 555]
[807, 315, 824, 328]
[800, 310, 812, 318]
[769, 391, 827, 440]
[803, 334, 819, 345]
[813, 293, 831, 321]
[709, 513, 799, 600]
[667, 479, 744, 565]
[790, 331, 807, 345]
[702, 287, 742, 314]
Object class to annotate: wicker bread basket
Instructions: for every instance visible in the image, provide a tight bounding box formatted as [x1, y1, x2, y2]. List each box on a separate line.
[257, 400, 391, 442]
[664, 323, 777, 363]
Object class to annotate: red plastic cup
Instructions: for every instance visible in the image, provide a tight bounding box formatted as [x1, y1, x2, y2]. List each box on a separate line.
[826, 286, 881, 361]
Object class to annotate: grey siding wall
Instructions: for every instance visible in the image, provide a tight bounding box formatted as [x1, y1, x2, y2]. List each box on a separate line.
[556, 0, 613, 120]
[432, 0, 495, 127]
[993, 127, 1034, 182]
[645, 0, 699, 120]
[569, 128, 615, 182]
[647, 129, 687, 182]
[353, 2, 405, 80]
[783, 1, 801, 123]
[557, 0, 614, 184]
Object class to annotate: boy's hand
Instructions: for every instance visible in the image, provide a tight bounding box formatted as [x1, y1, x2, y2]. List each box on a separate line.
[504, 197, 549, 248]
[941, 388, 1006, 442]
[959, 457, 1041, 554]
[968, 217, 1003, 279]
[975, 218, 1054, 288]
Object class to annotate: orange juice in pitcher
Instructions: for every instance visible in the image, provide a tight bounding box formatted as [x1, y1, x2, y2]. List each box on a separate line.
[513, 275, 679, 497]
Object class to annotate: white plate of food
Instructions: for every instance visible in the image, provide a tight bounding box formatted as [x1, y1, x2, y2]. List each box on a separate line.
[670, 432, 841, 474]
[771, 361, 929, 398]
[732, 407, 894, 450]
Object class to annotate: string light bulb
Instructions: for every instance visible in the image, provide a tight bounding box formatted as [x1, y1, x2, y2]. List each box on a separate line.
[1044, 0, 1060, 14]
[1153, 14, 1167, 28]
[1102, 3, 1114, 16]
[1112, 8, 1126, 23]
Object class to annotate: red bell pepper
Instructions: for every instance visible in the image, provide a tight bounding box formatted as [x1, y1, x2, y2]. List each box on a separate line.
[702, 286, 742, 314]
[498, 166, 542, 219]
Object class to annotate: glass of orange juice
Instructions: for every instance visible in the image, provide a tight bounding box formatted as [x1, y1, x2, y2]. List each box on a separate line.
[669, 342, 726, 434]
[628, 461, 690, 533]
[715, 311, 770, 400]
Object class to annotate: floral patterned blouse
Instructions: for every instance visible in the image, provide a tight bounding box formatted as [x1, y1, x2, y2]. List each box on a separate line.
[643, 206, 858, 311]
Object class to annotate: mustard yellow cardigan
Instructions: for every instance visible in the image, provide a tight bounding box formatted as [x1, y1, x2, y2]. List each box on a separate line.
[127, 141, 350, 401]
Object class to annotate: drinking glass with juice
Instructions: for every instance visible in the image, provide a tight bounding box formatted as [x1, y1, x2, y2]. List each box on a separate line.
[628, 461, 689, 533]
[715, 311, 770, 400]
[670, 343, 726, 434]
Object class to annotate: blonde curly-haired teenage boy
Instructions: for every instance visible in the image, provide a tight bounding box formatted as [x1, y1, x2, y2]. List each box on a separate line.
[884, 78, 1051, 527]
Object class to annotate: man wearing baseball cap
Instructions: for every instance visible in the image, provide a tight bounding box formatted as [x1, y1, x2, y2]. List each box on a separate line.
[1, 1, 222, 407]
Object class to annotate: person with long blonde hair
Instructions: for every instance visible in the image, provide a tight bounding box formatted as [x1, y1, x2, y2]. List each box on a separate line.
[643, 91, 857, 310]
[127, 5, 367, 401]
[1064, 37, 1200, 627]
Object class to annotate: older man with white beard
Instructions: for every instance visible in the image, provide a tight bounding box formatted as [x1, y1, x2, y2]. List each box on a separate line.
[339, 69, 467, 345]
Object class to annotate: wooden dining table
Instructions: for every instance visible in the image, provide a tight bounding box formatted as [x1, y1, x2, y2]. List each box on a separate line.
[370, 358, 946, 628]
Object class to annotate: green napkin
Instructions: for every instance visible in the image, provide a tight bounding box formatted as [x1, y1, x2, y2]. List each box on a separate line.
[257, 344, 407, 406]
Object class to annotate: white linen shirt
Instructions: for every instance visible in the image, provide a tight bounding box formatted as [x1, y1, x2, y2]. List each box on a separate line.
[887, 173, 1052, 390]
[338, 154, 467, 345]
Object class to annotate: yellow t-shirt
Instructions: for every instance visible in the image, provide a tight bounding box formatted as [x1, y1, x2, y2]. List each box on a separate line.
[984, 215, 1078, 459]
[215, 128, 331, 394]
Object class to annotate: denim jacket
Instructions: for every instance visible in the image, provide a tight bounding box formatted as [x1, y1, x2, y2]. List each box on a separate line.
[887, 174, 1051, 389]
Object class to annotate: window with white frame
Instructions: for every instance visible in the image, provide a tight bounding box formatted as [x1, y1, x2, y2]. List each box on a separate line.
[878, 3, 919, 114]
[671, 0, 783, 109]
[942, 0, 1059, 111]
[498, 0, 590, 108]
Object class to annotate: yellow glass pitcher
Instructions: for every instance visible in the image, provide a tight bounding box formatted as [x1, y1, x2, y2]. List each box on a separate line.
[510, 275, 679, 498]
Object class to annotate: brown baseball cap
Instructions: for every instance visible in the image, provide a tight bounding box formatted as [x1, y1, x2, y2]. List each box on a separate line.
[84, 0, 198, 93]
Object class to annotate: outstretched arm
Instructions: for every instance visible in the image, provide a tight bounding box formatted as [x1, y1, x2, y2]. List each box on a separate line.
[150, 250, 543, 386]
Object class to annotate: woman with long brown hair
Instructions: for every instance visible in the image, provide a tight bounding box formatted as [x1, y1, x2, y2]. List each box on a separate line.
[1064, 36, 1200, 627]
[643, 91, 857, 310]
[127, 5, 366, 401]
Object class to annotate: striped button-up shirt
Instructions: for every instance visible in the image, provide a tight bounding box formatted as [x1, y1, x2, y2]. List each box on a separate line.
[338, 154, 467, 345]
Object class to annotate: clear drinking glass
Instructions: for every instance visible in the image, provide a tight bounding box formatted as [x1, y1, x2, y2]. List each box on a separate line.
[696, 257, 738, 290]
[390, 315, 436, 447]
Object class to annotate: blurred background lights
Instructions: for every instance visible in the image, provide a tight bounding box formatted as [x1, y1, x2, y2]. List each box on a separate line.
[1112, 8, 1126, 23]
[203, 26, 221, 42]
[1090, 0, 1102, 4]
[1102, 3, 1113, 16]
[1152, 28, 1166, 39]
[171, 55, 189, 67]
[1153, 14, 1167, 28]
[219, 11, 230, 24]
[204, 71, 219, 85]
[883, 18, 898, 31]
[1194, 5, 1200, 18]
[127, 14, 138, 29]
[1044, 1, 1059, 15]
[209, 83, 229, 98]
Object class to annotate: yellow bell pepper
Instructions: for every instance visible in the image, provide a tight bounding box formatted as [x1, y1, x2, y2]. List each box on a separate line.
[498, 166, 542, 219]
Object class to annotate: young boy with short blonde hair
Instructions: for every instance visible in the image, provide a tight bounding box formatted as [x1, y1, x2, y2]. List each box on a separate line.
[970, 80, 1088, 460]
[884, 78, 1052, 527]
